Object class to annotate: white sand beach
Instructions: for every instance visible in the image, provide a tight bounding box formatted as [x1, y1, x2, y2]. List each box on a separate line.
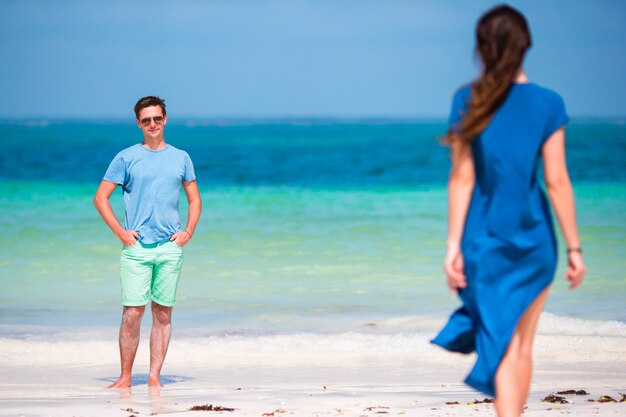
[1, 314, 625, 417]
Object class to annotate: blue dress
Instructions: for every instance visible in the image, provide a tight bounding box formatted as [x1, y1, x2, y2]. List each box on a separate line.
[431, 82, 569, 396]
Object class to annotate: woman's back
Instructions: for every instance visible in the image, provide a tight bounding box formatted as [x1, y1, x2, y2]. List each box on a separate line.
[450, 83, 568, 245]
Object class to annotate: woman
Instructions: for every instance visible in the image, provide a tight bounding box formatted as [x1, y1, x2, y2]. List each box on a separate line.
[431, 5, 586, 417]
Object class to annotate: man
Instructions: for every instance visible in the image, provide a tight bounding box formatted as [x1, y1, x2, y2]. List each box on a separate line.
[94, 96, 202, 388]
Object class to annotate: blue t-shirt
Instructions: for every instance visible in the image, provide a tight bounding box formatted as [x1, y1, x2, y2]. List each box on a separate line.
[104, 144, 196, 244]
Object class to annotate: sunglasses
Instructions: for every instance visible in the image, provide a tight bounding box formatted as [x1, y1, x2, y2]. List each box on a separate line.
[139, 116, 165, 125]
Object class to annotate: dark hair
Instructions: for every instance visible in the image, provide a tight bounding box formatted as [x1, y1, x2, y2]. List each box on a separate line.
[134, 96, 167, 119]
[449, 4, 531, 144]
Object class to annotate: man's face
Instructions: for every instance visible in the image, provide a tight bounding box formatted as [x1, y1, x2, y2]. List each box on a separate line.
[136, 105, 167, 138]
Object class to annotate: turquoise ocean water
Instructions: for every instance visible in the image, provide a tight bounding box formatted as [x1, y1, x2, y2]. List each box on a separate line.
[0, 119, 624, 337]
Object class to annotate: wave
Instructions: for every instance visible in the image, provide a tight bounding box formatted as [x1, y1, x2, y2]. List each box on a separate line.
[538, 312, 626, 337]
[1, 313, 624, 368]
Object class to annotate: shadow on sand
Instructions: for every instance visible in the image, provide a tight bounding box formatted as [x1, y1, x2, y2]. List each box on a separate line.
[98, 374, 193, 386]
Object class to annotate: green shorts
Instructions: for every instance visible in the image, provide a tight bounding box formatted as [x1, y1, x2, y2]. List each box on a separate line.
[120, 240, 184, 307]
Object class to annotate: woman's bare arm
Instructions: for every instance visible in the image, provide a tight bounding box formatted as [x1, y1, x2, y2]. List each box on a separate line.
[542, 128, 586, 289]
[444, 140, 475, 294]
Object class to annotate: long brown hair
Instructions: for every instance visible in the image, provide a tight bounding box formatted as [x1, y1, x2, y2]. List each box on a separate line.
[449, 5, 531, 144]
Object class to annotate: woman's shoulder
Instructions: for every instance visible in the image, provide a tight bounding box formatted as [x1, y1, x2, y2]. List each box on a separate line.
[522, 82, 566, 106]
[452, 83, 473, 101]
[520, 83, 569, 135]
[449, 83, 473, 114]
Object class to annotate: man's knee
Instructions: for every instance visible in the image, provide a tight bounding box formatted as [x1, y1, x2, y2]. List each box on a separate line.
[122, 306, 145, 324]
[151, 303, 172, 325]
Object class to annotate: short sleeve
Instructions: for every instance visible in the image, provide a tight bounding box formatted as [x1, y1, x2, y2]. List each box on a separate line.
[544, 93, 570, 140]
[103, 153, 126, 185]
[448, 86, 471, 132]
[183, 152, 196, 182]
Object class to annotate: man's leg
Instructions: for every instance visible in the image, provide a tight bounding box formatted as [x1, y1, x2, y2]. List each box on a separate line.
[148, 241, 183, 387]
[106, 305, 146, 388]
[110, 242, 153, 388]
[148, 301, 173, 387]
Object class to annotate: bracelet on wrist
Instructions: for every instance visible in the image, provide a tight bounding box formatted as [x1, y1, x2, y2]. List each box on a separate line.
[567, 247, 582, 254]
[183, 230, 192, 239]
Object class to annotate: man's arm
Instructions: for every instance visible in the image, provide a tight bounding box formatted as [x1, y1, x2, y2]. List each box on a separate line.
[94, 180, 139, 246]
[170, 180, 202, 246]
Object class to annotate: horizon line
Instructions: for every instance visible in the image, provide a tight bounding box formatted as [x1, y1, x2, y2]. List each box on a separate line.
[1, 115, 625, 124]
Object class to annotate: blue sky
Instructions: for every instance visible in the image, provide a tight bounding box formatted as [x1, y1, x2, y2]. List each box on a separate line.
[0, 0, 624, 118]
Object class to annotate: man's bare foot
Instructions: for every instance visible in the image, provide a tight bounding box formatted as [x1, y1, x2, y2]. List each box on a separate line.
[148, 375, 163, 388]
[105, 377, 132, 389]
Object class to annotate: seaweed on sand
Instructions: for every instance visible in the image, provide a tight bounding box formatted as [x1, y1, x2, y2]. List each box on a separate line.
[188, 404, 237, 412]
[555, 390, 588, 395]
[541, 394, 571, 404]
